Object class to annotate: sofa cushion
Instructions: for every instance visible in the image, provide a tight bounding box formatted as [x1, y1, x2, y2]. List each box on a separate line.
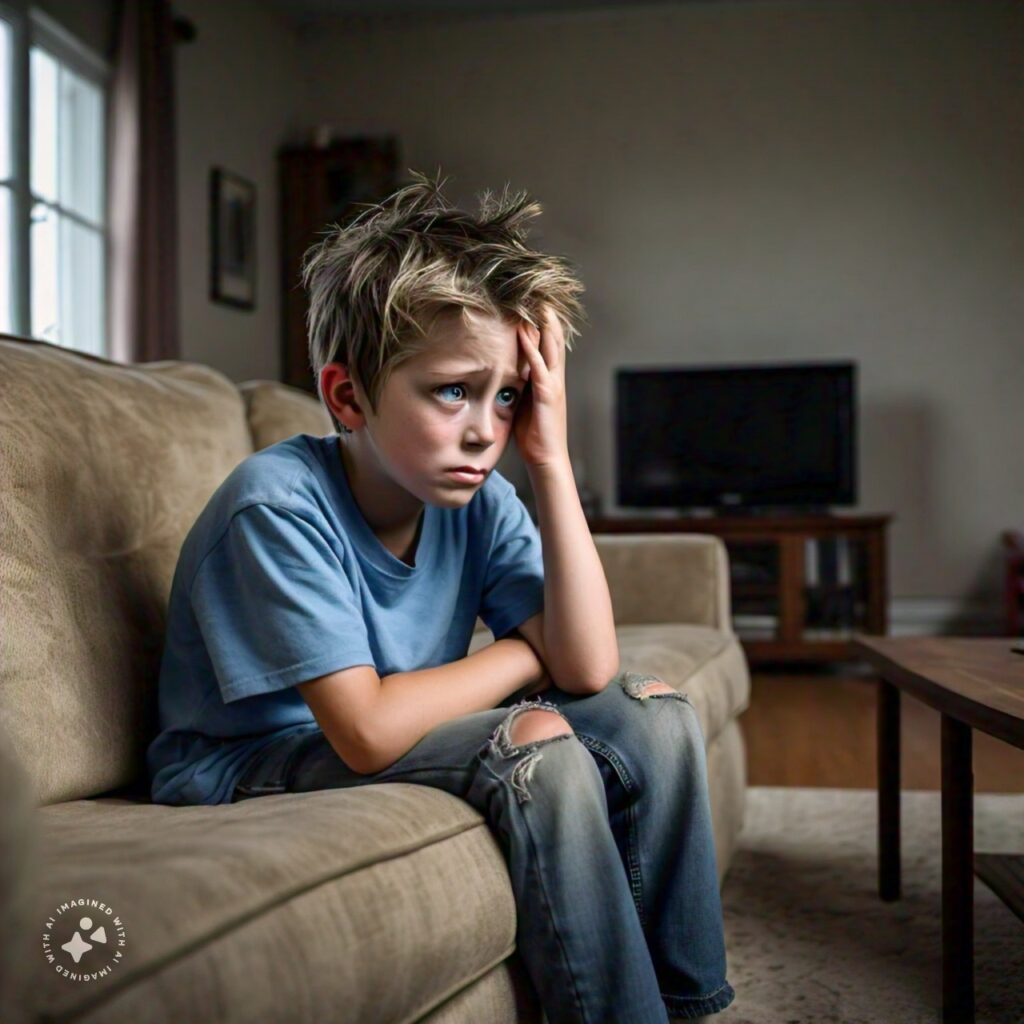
[17, 786, 531, 1024]
[0, 337, 254, 806]
[238, 379, 333, 452]
[469, 622, 749, 746]
[596, 533, 732, 631]
[0, 727, 38, 1024]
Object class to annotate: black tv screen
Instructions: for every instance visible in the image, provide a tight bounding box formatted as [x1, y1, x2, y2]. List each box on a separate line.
[616, 361, 857, 512]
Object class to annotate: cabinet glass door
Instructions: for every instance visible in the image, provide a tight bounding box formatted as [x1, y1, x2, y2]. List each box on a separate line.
[728, 542, 781, 641]
[803, 536, 869, 638]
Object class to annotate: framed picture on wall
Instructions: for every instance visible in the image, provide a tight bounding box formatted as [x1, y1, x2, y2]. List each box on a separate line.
[210, 167, 256, 309]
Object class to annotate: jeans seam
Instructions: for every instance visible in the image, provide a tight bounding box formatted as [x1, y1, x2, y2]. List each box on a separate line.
[662, 980, 734, 1004]
[514, 765, 591, 1023]
[575, 733, 647, 932]
[668, 981, 731, 998]
[476, 750, 590, 1022]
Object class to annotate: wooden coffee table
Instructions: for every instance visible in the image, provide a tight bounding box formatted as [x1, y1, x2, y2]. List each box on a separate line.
[853, 635, 1024, 1024]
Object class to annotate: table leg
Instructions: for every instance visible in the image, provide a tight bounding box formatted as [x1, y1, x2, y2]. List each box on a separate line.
[878, 678, 901, 900]
[941, 713, 974, 1023]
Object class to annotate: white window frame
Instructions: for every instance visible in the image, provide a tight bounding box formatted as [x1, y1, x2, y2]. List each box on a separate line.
[0, 1, 110, 351]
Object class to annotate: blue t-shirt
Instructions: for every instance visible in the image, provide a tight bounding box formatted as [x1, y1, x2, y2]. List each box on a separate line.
[146, 433, 545, 805]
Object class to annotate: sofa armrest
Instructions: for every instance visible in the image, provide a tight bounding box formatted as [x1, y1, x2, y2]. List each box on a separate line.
[593, 533, 734, 633]
[0, 728, 38, 1024]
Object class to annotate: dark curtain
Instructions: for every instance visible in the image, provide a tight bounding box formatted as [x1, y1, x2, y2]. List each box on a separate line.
[108, 0, 180, 363]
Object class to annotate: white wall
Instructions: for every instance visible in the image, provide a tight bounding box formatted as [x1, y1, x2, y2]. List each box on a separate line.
[173, 0, 307, 382]
[295, 1, 1022, 618]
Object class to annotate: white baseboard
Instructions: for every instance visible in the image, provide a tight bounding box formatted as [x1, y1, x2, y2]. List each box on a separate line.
[732, 598, 1007, 639]
[888, 597, 1005, 636]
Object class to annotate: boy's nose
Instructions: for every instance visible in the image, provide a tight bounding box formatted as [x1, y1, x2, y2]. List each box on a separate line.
[465, 409, 497, 445]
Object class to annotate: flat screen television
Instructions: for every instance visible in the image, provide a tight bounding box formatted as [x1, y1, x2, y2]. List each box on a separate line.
[615, 360, 857, 514]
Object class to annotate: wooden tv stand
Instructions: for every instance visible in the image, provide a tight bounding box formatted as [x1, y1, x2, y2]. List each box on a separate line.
[587, 512, 892, 666]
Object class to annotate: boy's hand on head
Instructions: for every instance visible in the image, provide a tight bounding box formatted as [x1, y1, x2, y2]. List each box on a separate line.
[513, 306, 570, 471]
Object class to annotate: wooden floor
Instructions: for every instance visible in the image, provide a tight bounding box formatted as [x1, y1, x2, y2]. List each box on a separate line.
[741, 663, 1024, 792]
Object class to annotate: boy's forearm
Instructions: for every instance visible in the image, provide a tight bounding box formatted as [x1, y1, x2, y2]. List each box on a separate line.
[365, 638, 544, 773]
[528, 457, 619, 692]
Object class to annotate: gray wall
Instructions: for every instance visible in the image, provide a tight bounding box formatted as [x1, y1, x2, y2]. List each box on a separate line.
[37, 0, 1023, 623]
[173, 0, 307, 382]
[297, 1, 1022, 621]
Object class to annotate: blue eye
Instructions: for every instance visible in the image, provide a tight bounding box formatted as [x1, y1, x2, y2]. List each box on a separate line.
[436, 384, 466, 403]
[434, 384, 520, 408]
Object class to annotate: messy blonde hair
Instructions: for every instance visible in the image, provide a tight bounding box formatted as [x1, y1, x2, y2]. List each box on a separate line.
[300, 167, 587, 435]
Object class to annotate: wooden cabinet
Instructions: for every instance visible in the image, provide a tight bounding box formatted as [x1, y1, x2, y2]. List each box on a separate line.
[587, 513, 892, 665]
[278, 138, 399, 394]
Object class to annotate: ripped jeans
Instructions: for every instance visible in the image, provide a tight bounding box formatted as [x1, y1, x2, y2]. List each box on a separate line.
[231, 671, 735, 1024]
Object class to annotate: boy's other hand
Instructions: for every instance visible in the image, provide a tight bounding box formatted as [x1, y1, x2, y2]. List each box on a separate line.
[513, 306, 570, 470]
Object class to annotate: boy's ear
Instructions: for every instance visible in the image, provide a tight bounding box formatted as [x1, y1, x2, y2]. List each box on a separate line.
[320, 363, 365, 431]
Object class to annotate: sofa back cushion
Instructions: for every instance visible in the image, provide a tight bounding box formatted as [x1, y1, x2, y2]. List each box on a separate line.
[237, 379, 333, 451]
[0, 337, 254, 805]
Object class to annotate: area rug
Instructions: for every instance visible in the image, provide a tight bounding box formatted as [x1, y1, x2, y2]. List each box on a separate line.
[717, 787, 1023, 1023]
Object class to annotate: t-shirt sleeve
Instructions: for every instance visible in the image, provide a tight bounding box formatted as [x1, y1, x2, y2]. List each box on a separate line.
[478, 481, 546, 640]
[190, 503, 375, 703]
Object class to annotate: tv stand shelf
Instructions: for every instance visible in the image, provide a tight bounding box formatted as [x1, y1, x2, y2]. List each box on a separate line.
[587, 513, 892, 665]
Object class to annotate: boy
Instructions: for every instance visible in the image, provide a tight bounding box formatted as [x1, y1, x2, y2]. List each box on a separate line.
[146, 170, 734, 1023]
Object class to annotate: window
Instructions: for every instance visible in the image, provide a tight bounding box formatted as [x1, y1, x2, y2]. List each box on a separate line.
[0, 5, 109, 355]
[0, 13, 13, 334]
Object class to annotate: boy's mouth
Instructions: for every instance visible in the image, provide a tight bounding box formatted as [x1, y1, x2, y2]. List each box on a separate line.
[446, 466, 487, 483]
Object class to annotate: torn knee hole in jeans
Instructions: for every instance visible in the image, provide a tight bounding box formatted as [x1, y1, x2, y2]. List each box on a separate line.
[619, 671, 689, 703]
[486, 699, 575, 805]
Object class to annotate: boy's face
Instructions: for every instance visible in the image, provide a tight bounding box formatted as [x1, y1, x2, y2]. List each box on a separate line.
[348, 309, 530, 509]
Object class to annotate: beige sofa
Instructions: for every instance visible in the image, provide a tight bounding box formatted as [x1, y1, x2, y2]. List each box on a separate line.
[0, 335, 751, 1024]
